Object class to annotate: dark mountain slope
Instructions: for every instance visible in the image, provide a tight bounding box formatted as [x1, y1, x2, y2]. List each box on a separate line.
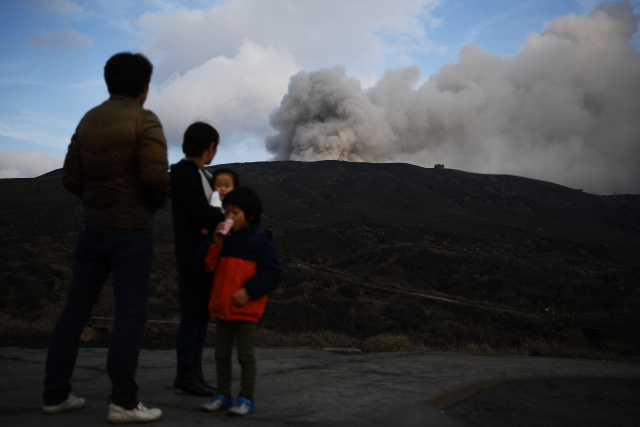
[3, 161, 639, 356]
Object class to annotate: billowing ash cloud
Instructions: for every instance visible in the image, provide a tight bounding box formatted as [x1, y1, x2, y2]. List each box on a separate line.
[267, 2, 640, 194]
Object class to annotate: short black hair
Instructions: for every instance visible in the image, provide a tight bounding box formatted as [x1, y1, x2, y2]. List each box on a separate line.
[182, 122, 219, 156]
[223, 187, 262, 227]
[104, 52, 153, 97]
[212, 168, 240, 188]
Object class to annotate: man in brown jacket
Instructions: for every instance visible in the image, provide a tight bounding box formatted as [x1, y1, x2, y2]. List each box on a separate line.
[42, 52, 170, 424]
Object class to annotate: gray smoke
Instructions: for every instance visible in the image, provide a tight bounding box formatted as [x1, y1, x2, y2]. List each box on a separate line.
[266, 1, 640, 194]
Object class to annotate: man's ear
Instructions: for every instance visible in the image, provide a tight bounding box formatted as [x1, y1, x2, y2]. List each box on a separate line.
[137, 84, 149, 105]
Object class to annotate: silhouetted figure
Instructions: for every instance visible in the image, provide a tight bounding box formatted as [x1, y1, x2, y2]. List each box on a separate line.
[42, 52, 169, 424]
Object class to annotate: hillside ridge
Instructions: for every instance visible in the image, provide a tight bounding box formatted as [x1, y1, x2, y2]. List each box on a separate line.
[3, 160, 639, 358]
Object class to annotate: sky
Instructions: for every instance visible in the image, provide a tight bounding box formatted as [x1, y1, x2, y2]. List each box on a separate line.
[1, 0, 639, 194]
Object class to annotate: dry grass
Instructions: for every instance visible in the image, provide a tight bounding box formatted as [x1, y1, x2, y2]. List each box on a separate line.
[364, 333, 424, 352]
[0, 313, 53, 336]
[256, 328, 355, 348]
[1, 240, 637, 362]
[2, 314, 638, 363]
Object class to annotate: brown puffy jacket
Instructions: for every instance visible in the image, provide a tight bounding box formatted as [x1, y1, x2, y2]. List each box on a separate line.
[63, 95, 170, 229]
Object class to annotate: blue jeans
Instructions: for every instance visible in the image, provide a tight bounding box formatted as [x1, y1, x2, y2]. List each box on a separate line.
[43, 227, 153, 409]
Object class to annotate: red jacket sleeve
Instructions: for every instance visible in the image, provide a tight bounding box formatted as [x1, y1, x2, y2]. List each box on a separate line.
[204, 243, 223, 273]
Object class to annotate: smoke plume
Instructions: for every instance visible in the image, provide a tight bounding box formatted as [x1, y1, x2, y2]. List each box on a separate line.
[266, 2, 640, 194]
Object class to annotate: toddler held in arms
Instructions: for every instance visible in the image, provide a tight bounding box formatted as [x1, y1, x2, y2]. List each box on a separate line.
[203, 168, 240, 233]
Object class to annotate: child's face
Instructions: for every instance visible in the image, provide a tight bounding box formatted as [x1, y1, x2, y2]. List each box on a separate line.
[213, 173, 234, 198]
[224, 204, 251, 232]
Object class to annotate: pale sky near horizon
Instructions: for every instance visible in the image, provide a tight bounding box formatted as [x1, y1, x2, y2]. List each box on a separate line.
[1, 0, 639, 194]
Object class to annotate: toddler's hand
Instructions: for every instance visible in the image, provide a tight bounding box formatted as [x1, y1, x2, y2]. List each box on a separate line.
[232, 288, 249, 307]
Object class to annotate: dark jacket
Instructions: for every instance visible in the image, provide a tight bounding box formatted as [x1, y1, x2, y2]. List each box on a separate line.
[171, 159, 225, 315]
[204, 226, 281, 323]
[63, 95, 170, 228]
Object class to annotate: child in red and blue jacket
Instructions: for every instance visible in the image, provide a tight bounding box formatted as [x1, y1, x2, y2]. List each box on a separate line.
[200, 186, 281, 416]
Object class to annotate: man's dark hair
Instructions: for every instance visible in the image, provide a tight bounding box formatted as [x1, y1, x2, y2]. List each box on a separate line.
[104, 52, 153, 97]
[223, 187, 262, 226]
[182, 122, 219, 156]
[212, 168, 240, 188]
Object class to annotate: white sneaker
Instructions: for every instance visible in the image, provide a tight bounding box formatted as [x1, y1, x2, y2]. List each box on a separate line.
[227, 396, 254, 416]
[107, 401, 162, 424]
[42, 393, 86, 414]
[200, 394, 233, 412]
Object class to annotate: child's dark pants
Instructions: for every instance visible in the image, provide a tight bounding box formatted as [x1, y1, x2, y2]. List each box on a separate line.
[214, 319, 257, 400]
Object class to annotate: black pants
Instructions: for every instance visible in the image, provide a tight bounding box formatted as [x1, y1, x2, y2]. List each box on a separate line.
[175, 314, 209, 366]
[43, 227, 153, 409]
[215, 319, 257, 400]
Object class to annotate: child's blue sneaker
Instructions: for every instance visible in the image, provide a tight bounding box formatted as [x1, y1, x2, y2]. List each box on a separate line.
[227, 396, 254, 416]
[200, 394, 232, 412]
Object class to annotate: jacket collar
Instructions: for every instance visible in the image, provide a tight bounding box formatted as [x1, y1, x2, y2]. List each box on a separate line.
[109, 94, 141, 105]
[230, 225, 259, 238]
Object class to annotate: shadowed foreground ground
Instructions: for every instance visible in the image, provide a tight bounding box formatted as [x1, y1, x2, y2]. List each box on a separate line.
[1, 346, 639, 426]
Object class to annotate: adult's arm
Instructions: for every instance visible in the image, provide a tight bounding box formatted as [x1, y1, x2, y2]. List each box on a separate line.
[172, 162, 225, 231]
[62, 132, 84, 199]
[138, 110, 170, 209]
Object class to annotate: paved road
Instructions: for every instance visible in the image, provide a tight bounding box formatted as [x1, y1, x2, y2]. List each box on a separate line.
[1, 346, 639, 426]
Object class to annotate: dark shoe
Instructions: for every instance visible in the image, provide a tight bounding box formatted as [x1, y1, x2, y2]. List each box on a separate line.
[193, 360, 217, 393]
[173, 366, 215, 396]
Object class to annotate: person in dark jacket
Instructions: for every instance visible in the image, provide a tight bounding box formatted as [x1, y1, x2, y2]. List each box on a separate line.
[200, 187, 281, 416]
[43, 52, 169, 424]
[170, 122, 225, 396]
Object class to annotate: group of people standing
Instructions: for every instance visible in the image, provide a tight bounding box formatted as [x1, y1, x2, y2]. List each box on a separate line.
[41, 52, 281, 423]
